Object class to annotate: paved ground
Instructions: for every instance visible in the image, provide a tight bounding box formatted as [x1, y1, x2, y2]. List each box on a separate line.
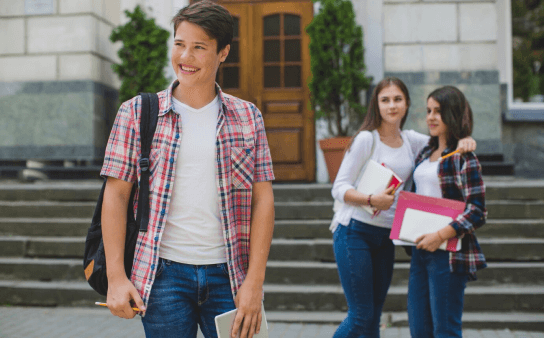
[1, 307, 543, 338]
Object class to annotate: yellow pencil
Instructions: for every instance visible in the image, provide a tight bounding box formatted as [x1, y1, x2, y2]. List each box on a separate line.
[441, 149, 461, 160]
[95, 302, 142, 312]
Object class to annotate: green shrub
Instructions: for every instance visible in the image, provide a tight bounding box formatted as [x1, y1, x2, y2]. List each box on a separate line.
[110, 5, 170, 103]
[306, 0, 372, 137]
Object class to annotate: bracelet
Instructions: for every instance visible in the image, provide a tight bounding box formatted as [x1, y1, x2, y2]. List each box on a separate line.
[368, 194, 373, 207]
[437, 231, 445, 242]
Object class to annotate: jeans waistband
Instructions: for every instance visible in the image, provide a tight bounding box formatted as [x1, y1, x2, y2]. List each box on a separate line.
[348, 218, 392, 236]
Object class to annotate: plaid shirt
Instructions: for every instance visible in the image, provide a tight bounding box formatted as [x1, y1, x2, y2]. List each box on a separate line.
[413, 146, 487, 280]
[101, 81, 275, 306]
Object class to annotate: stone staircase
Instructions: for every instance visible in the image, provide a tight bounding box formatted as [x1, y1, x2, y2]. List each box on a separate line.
[0, 179, 543, 330]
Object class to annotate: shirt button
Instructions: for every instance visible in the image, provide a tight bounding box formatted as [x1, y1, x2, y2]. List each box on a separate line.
[166, 184, 170, 189]
[161, 209, 166, 215]
[154, 236, 159, 241]
[169, 158, 174, 164]
[176, 133, 180, 139]
[219, 180, 224, 187]
[151, 264, 155, 270]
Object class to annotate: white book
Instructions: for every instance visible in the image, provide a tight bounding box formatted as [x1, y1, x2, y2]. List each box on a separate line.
[398, 208, 462, 251]
[356, 160, 402, 215]
[215, 303, 268, 338]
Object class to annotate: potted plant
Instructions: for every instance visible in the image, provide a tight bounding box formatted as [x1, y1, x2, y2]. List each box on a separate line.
[306, 0, 372, 182]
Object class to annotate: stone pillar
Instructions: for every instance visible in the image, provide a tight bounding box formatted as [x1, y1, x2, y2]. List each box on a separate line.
[0, 0, 122, 162]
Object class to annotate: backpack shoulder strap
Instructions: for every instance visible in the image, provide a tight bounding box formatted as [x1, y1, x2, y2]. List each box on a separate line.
[136, 92, 159, 232]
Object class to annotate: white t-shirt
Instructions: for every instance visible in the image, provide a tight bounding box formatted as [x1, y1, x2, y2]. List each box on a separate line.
[159, 96, 227, 265]
[331, 129, 430, 231]
[413, 158, 442, 198]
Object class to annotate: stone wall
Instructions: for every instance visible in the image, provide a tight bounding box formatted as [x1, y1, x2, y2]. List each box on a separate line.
[0, 0, 121, 161]
[381, 0, 502, 154]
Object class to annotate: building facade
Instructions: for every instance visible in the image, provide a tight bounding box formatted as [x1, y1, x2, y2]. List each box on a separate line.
[1, 0, 542, 178]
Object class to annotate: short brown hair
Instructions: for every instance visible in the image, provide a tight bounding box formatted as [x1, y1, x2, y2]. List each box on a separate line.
[427, 86, 473, 150]
[172, 0, 234, 53]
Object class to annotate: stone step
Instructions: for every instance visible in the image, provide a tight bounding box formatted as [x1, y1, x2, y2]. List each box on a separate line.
[262, 284, 544, 312]
[3, 257, 542, 287]
[0, 182, 101, 202]
[4, 199, 541, 220]
[0, 258, 83, 281]
[266, 311, 544, 331]
[0, 201, 96, 218]
[0, 218, 542, 239]
[268, 238, 544, 263]
[264, 261, 544, 286]
[3, 236, 543, 262]
[0, 180, 542, 202]
[273, 219, 544, 239]
[0, 218, 90, 237]
[272, 181, 544, 202]
[481, 162, 515, 176]
[273, 200, 544, 220]
[1, 236, 84, 258]
[1, 280, 542, 313]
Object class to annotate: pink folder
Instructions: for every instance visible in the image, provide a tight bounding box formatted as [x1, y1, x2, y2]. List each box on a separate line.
[390, 191, 466, 252]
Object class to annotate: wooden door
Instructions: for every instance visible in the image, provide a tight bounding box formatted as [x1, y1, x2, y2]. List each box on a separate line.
[218, 1, 315, 182]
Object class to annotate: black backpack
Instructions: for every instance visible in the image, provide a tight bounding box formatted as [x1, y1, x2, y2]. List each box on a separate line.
[84, 92, 159, 296]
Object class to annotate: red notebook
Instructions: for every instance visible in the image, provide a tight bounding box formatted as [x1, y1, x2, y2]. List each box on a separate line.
[390, 191, 465, 252]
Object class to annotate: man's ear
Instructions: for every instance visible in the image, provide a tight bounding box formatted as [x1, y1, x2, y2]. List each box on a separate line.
[219, 44, 230, 62]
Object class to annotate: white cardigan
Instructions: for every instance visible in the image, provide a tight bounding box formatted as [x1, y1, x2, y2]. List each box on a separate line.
[330, 129, 429, 232]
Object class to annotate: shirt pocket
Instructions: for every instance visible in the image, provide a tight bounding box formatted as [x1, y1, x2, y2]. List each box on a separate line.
[231, 146, 254, 189]
[146, 148, 165, 191]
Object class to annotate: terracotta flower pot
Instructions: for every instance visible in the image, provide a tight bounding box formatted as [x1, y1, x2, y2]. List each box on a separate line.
[319, 137, 351, 183]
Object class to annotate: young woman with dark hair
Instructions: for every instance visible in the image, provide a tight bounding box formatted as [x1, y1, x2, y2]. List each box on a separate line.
[331, 78, 476, 337]
[407, 86, 486, 338]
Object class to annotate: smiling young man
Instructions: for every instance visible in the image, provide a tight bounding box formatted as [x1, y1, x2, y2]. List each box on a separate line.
[100, 2, 275, 337]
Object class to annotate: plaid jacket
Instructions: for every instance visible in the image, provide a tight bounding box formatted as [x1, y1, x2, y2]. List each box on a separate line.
[413, 146, 487, 280]
[101, 81, 275, 306]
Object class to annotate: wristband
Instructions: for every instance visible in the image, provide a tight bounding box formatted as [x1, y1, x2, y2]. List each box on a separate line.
[368, 194, 373, 207]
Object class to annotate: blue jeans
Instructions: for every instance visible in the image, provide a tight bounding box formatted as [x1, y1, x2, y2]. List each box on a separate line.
[141, 258, 236, 338]
[332, 219, 395, 338]
[407, 248, 468, 338]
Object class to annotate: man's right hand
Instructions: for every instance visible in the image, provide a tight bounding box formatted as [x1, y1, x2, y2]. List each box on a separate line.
[369, 185, 396, 210]
[106, 276, 145, 319]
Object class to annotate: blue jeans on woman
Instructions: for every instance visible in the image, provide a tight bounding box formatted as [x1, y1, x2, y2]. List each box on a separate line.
[141, 258, 236, 338]
[333, 219, 395, 338]
[407, 248, 468, 338]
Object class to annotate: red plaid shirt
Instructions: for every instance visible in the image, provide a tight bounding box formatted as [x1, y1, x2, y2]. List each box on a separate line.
[101, 81, 275, 306]
[414, 145, 487, 280]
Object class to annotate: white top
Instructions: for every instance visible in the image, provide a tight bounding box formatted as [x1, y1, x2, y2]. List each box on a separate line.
[413, 158, 442, 198]
[331, 129, 429, 232]
[159, 96, 227, 264]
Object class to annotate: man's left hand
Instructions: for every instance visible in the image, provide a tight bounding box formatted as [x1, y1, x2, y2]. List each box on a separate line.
[231, 278, 263, 338]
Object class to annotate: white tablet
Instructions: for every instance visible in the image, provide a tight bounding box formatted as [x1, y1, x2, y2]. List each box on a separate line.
[215, 303, 268, 338]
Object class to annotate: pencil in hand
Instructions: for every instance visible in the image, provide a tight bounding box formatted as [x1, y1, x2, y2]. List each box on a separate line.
[95, 302, 142, 312]
[440, 149, 461, 160]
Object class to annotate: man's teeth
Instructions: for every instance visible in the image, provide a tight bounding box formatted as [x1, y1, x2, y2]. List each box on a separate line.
[182, 65, 197, 72]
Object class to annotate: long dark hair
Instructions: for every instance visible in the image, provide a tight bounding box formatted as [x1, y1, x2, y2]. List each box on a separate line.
[427, 86, 473, 150]
[347, 77, 411, 151]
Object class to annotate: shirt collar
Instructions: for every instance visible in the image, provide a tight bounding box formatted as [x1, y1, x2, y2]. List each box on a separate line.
[161, 80, 230, 116]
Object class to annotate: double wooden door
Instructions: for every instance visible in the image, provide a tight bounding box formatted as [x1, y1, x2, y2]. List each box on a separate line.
[217, 1, 315, 182]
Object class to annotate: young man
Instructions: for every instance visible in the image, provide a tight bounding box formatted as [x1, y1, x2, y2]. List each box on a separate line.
[100, 2, 275, 337]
